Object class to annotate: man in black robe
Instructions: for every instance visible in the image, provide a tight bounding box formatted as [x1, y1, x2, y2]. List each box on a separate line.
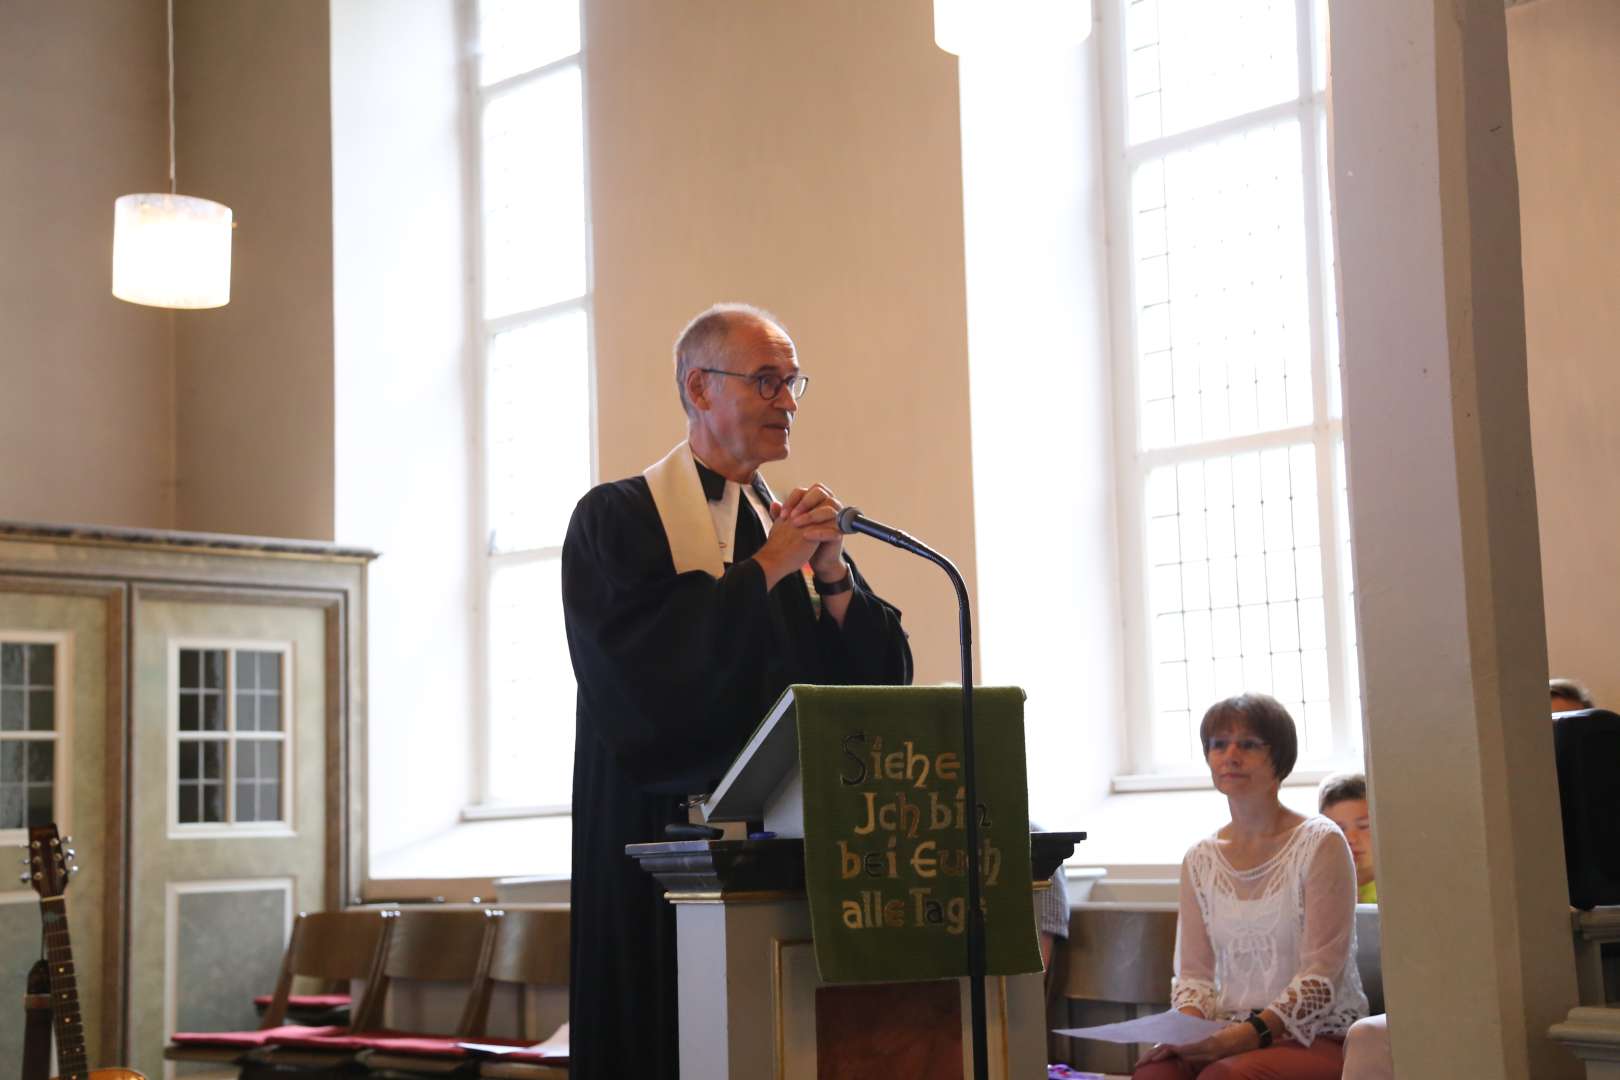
[561, 303, 913, 1079]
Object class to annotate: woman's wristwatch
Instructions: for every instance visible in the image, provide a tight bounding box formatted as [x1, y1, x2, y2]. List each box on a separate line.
[1245, 1011, 1273, 1048]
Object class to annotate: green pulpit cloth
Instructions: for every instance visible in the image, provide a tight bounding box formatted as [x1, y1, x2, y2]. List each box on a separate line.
[791, 684, 1041, 984]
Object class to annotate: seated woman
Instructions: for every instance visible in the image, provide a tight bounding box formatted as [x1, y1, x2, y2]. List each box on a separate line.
[1136, 693, 1368, 1079]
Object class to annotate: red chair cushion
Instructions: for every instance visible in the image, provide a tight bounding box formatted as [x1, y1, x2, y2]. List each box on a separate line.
[170, 1024, 346, 1048]
[253, 993, 351, 1008]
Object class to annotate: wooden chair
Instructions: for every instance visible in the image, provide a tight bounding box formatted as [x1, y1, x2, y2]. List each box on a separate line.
[360, 906, 572, 1078]
[1051, 904, 1179, 1076]
[164, 908, 392, 1068]
[248, 907, 499, 1073]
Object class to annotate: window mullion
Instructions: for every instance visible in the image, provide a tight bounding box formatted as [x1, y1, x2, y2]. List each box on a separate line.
[1295, 0, 1352, 759]
[1123, 96, 1315, 167]
[225, 651, 236, 824]
[1140, 424, 1321, 471]
[1102, 0, 1156, 776]
[465, 0, 494, 813]
[485, 295, 589, 338]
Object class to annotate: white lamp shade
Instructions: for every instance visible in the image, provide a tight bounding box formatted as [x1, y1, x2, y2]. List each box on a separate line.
[934, 0, 1093, 56]
[112, 193, 233, 309]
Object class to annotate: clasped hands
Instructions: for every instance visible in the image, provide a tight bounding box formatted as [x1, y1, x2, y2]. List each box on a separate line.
[753, 482, 849, 590]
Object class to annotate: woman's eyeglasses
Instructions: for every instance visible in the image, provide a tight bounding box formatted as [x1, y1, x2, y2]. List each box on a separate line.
[1206, 737, 1269, 755]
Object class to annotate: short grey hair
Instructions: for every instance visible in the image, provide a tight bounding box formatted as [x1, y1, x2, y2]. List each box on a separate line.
[672, 302, 782, 418]
[1550, 677, 1594, 709]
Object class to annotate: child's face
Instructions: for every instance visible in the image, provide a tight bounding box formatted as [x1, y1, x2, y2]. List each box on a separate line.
[1323, 797, 1375, 887]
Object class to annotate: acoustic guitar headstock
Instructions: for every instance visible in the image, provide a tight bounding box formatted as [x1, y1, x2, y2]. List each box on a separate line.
[21, 823, 77, 898]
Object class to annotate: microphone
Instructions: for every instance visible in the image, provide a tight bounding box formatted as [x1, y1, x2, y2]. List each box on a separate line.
[833, 503, 992, 1080]
[835, 506, 934, 559]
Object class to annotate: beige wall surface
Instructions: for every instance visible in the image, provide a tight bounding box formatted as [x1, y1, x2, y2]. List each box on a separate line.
[1509, 0, 1620, 712]
[585, 0, 978, 684]
[172, 0, 336, 540]
[0, 1, 175, 529]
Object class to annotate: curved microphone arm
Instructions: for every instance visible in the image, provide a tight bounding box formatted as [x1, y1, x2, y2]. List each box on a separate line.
[836, 506, 990, 1080]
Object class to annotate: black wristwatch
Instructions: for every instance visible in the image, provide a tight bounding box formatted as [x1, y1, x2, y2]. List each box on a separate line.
[813, 563, 854, 596]
[1245, 1011, 1273, 1048]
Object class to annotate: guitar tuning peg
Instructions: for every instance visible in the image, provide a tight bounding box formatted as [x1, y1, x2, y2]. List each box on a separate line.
[64, 848, 76, 858]
[69, 865, 80, 875]
[17, 872, 28, 884]
[62, 836, 72, 845]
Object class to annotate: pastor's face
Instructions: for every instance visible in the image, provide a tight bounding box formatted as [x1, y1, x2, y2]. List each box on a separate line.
[706, 319, 799, 468]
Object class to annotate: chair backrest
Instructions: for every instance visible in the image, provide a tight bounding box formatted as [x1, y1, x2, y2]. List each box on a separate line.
[260, 909, 393, 1028]
[459, 906, 571, 1035]
[1354, 903, 1384, 1015]
[485, 907, 571, 987]
[352, 908, 500, 1033]
[1061, 904, 1179, 1006]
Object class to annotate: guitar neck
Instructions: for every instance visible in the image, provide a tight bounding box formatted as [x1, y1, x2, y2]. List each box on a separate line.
[39, 897, 90, 1080]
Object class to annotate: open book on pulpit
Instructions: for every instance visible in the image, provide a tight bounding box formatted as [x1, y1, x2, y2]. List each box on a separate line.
[700, 684, 1042, 984]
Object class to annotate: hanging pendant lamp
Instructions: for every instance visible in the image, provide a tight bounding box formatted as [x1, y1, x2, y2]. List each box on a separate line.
[112, 0, 232, 309]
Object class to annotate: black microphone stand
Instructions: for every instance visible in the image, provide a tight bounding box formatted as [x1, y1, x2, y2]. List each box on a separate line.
[837, 508, 990, 1080]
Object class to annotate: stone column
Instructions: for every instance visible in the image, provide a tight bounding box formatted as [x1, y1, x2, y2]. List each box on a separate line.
[1328, 1, 1579, 1076]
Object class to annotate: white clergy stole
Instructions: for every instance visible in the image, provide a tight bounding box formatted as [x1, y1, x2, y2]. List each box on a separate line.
[643, 441, 774, 577]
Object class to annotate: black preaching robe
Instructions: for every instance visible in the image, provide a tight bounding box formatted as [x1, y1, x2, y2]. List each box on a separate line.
[561, 465, 912, 1080]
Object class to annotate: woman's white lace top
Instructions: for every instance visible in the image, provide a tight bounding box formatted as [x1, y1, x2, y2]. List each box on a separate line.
[1170, 815, 1368, 1045]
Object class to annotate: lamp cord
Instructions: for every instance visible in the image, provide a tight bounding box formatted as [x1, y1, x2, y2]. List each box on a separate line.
[167, 0, 176, 194]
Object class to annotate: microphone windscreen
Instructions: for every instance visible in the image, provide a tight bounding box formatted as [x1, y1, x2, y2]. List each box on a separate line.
[836, 506, 863, 535]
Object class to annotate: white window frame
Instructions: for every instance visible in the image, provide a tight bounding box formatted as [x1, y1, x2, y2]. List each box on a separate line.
[167, 639, 295, 839]
[464, 0, 597, 818]
[0, 630, 73, 849]
[1100, 0, 1359, 788]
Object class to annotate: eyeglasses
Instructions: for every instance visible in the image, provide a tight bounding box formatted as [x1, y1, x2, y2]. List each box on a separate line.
[1206, 737, 1269, 755]
[699, 368, 810, 401]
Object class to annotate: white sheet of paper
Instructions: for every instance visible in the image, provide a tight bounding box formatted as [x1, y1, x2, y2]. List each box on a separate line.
[1054, 1010, 1230, 1045]
[457, 1021, 569, 1059]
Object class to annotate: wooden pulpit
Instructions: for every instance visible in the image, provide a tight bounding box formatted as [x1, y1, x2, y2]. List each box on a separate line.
[627, 686, 1085, 1079]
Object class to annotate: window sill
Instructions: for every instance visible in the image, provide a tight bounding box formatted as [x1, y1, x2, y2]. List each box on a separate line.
[1110, 767, 1342, 794]
[369, 813, 572, 884]
[460, 802, 568, 823]
[168, 824, 297, 840]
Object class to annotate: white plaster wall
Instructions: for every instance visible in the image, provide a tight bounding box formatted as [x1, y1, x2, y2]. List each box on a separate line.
[1509, 0, 1620, 712]
[0, 0, 174, 529]
[330, 0, 479, 865]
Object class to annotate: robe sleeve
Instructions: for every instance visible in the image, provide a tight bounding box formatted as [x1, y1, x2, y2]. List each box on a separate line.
[812, 556, 913, 686]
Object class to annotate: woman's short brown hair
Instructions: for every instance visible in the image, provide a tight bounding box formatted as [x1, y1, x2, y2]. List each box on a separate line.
[1199, 693, 1299, 781]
